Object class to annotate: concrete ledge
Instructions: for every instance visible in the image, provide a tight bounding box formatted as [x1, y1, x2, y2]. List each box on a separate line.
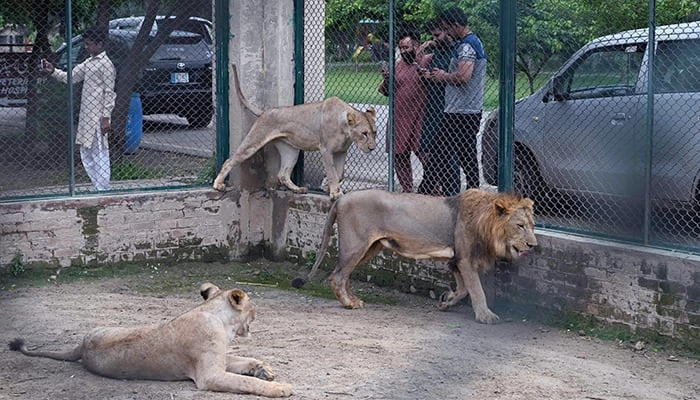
[0, 189, 254, 267]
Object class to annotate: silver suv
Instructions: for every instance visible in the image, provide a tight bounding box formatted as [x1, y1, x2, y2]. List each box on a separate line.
[482, 21, 700, 211]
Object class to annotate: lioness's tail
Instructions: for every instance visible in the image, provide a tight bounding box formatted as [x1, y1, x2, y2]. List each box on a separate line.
[291, 200, 339, 288]
[232, 64, 263, 117]
[9, 338, 82, 362]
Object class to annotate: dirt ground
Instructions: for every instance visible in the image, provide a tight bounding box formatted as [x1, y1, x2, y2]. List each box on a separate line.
[0, 261, 698, 400]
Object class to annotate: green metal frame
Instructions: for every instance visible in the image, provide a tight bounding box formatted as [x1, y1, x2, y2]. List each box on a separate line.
[497, 0, 515, 193]
[215, 0, 230, 171]
[292, 0, 305, 185]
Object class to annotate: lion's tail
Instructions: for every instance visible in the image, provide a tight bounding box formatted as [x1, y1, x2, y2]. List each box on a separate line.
[291, 199, 339, 289]
[9, 338, 82, 362]
[232, 64, 263, 117]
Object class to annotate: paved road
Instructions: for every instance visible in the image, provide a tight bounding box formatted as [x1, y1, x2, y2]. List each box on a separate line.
[140, 114, 215, 158]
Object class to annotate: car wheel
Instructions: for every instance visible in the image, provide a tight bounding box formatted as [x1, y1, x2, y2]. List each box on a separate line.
[513, 149, 548, 206]
[184, 106, 213, 128]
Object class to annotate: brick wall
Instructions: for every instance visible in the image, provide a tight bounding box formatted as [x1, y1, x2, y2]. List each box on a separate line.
[0, 189, 267, 267]
[496, 231, 700, 347]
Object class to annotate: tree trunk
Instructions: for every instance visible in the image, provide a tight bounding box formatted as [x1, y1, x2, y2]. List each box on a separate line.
[110, 0, 197, 157]
[25, 0, 54, 150]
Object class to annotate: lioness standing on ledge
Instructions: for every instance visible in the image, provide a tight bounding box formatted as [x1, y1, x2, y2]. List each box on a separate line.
[213, 67, 377, 200]
[293, 189, 537, 324]
[9, 283, 293, 397]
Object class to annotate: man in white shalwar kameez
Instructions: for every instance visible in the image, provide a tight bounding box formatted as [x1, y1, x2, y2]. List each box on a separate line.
[43, 26, 116, 191]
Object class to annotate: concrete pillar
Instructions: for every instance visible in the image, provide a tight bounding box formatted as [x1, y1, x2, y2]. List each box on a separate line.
[227, 0, 295, 193]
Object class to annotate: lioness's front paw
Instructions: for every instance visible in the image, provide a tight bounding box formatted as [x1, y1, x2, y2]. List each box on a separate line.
[213, 181, 227, 192]
[253, 363, 276, 381]
[270, 383, 293, 398]
[329, 187, 343, 200]
[474, 308, 500, 324]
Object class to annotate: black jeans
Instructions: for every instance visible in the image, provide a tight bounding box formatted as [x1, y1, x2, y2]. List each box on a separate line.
[432, 112, 482, 196]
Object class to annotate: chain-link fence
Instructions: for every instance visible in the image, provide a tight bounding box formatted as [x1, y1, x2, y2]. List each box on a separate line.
[302, 1, 699, 252]
[2, 1, 698, 253]
[0, 1, 216, 200]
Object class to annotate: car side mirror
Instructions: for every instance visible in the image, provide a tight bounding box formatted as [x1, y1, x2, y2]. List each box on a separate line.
[543, 80, 569, 103]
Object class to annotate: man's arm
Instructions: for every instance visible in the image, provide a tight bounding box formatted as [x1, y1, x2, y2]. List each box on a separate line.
[435, 59, 473, 85]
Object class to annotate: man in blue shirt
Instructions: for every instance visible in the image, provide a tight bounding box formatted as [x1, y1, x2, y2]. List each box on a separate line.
[422, 7, 487, 196]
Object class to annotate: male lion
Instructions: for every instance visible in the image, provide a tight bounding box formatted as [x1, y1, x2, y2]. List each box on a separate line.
[8, 283, 293, 397]
[213, 65, 377, 200]
[292, 189, 537, 324]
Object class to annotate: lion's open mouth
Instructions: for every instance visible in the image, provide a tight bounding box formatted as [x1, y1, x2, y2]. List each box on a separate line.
[513, 246, 531, 257]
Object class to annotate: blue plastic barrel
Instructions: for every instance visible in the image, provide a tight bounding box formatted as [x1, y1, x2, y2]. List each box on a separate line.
[125, 93, 143, 154]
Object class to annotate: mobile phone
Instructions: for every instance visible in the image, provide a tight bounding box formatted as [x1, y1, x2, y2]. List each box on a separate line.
[380, 61, 388, 72]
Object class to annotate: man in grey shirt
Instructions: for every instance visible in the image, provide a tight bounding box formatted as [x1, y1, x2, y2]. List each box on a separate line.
[421, 7, 486, 196]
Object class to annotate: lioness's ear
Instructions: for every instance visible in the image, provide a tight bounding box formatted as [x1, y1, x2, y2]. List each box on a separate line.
[228, 289, 248, 311]
[200, 282, 221, 300]
[494, 199, 511, 217]
[346, 111, 358, 126]
[365, 107, 376, 118]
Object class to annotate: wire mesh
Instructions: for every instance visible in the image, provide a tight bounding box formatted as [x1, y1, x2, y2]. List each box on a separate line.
[303, 1, 698, 252]
[1, 1, 698, 253]
[0, 1, 216, 200]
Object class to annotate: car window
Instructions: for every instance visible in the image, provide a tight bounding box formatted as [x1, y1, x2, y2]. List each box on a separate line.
[655, 38, 700, 93]
[560, 44, 646, 99]
[156, 18, 212, 44]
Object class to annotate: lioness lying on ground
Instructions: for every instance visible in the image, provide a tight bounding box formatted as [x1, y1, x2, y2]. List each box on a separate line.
[292, 189, 537, 324]
[9, 283, 292, 397]
[213, 65, 377, 200]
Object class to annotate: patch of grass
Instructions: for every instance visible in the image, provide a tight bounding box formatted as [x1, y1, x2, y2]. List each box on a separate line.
[554, 312, 635, 342]
[10, 251, 25, 277]
[0, 260, 403, 306]
[195, 156, 217, 185]
[326, 64, 387, 105]
[112, 160, 163, 181]
[551, 311, 699, 359]
[324, 63, 554, 110]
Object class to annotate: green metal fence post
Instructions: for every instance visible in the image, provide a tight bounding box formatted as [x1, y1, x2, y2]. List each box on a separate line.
[497, 0, 516, 193]
[643, 0, 656, 245]
[292, 0, 305, 186]
[215, 0, 230, 172]
[387, 0, 395, 192]
[65, 0, 75, 195]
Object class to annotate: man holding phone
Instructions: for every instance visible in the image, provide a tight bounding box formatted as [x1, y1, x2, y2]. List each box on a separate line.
[42, 26, 116, 191]
[378, 30, 431, 193]
[421, 8, 487, 195]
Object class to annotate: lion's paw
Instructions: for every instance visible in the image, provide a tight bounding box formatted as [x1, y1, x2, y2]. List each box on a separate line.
[253, 363, 276, 381]
[349, 298, 364, 309]
[475, 308, 500, 324]
[438, 290, 455, 311]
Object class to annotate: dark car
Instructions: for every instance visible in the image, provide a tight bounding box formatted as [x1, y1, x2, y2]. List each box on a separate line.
[56, 16, 213, 128]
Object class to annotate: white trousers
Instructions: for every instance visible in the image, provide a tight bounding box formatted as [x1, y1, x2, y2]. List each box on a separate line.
[80, 132, 111, 191]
